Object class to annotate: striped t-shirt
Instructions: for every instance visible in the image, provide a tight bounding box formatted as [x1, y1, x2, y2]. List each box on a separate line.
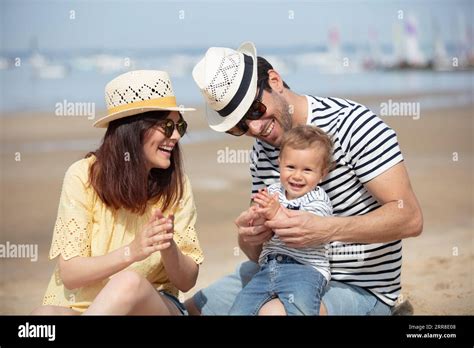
[259, 183, 333, 281]
[250, 96, 404, 306]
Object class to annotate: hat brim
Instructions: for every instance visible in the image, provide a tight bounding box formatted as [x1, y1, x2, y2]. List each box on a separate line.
[93, 106, 196, 128]
[238, 41, 257, 61]
[205, 42, 258, 133]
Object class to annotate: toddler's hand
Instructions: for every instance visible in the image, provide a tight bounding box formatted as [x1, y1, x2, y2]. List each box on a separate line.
[253, 189, 281, 220]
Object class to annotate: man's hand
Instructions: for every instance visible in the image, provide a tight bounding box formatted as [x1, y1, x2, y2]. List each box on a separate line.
[265, 210, 335, 248]
[235, 205, 273, 262]
[235, 206, 273, 246]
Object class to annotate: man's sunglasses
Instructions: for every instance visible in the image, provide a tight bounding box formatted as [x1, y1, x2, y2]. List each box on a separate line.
[156, 117, 188, 138]
[226, 80, 267, 136]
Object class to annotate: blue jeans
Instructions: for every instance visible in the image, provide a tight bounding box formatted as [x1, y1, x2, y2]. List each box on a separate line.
[159, 291, 188, 315]
[229, 254, 326, 315]
[193, 261, 392, 315]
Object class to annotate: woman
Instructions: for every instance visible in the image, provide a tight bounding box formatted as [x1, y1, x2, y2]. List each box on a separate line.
[31, 70, 203, 315]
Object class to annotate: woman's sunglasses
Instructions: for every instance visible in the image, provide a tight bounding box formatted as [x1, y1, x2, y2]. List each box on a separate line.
[156, 117, 188, 138]
[226, 80, 267, 136]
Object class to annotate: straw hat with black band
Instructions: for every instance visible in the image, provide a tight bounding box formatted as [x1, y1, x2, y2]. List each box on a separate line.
[192, 41, 258, 132]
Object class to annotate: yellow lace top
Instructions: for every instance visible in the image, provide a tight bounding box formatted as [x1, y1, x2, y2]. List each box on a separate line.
[42, 156, 204, 312]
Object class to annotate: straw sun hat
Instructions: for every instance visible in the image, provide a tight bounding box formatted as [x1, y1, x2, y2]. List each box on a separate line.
[93, 70, 195, 128]
[192, 41, 258, 132]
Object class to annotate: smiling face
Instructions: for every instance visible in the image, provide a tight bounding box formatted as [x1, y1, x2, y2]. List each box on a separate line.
[244, 90, 293, 147]
[279, 146, 327, 200]
[142, 111, 183, 170]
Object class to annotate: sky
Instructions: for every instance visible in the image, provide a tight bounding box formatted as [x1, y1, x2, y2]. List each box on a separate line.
[1, 0, 472, 53]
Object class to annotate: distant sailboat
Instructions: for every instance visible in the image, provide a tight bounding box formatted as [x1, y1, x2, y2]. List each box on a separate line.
[403, 14, 428, 68]
[431, 18, 451, 71]
[456, 12, 474, 69]
[387, 13, 430, 70]
[328, 26, 342, 62]
[363, 26, 383, 70]
[296, 26, 360, 73]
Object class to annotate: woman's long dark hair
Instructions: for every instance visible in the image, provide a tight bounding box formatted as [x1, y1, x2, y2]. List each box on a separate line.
[86, 111, 184, 215]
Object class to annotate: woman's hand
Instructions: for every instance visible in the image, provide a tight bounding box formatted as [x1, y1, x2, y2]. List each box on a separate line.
[129, 209, 174, 262]
[58, 209, 175, 290]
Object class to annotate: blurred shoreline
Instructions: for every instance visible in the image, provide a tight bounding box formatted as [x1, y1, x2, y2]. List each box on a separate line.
[0, 90, 473, 315]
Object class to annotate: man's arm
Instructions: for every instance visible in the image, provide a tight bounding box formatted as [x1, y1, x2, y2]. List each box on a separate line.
[238, 140, 276, 261]
[266, 162, 423, 247]
[235, 206, 273, 262]
[237, 234, 263, 262]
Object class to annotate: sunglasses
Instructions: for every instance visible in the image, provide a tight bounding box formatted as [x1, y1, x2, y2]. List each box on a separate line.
[226, 80, 267, 136]
[156, 117, 188, 138]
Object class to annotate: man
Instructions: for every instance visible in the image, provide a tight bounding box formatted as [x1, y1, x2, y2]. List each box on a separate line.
[188, 42, 423, 315]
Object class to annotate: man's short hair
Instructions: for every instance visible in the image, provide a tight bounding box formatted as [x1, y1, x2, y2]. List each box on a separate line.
[280, 125, 334, 174]
[257, 56, 290, 91]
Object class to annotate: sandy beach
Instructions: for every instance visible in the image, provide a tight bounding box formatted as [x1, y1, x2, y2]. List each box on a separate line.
[0, 91, 472, 315]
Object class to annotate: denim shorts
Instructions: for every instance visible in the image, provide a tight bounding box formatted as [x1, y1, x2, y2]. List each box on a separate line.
[193, 261, 392, 316]
[159, 291, 188, 315]
[229, 254, 327, 315]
